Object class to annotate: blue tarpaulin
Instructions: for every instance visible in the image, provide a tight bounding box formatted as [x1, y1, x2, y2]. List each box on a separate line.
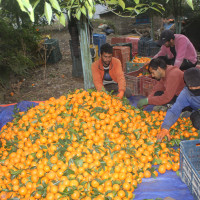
[0, 101, 38, 130]
[0, 99, 194, 200]
[134, 171, 194, 200]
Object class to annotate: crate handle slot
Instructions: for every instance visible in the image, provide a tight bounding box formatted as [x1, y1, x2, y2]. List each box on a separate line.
[196, 143, 200, 146]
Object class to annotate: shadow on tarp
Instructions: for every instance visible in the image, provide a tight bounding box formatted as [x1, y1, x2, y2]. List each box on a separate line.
[0, 101, 38, 130]
[0, 100, 194, 200]
[128, 95, 154, 112]
[134, 170, 194, 200]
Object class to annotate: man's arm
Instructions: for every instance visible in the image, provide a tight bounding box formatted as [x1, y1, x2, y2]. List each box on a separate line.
[174, 37, 188, 68]
[161, 88, 190, 130]
[148, 80, 165, 99]
[153, 45, 168, 59]
[91, 62, 104, 91]
[148, 71, 182, 105]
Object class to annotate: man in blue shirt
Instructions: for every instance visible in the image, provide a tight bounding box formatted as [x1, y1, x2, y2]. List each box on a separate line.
[157, 67, 200, 141]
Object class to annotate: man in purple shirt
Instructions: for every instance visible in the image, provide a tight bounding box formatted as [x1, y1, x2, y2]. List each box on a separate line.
[145, 30, 197, 71]
[157, 68, 200, 141]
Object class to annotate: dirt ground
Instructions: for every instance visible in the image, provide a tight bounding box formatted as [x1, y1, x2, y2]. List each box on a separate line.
[0, 26, 82, 104]
[0, 23, 138, 105]
[0, 23, 129, 105]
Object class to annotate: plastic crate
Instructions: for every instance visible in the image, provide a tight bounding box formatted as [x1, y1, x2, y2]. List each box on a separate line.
[140, 75, 157, 97]
[126, 56, 151, 73]
[138, 37, 160, 57]
[126, 62, 143, 73]
[125, 67, 148, 95]
[112, 43, 133, 60]
[44, 39, 62, 64]
[125, 37, 139, 57]
[111, 37, 126, 45]
[113, 46, 130, 72]
[93, 33, 106, 56]
[149, 46, 160, 57]
[180, 140, 200, 200]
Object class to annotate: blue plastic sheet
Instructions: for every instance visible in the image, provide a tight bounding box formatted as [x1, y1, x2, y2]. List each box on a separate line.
[128, 95, 154, 112]
[134, 171, 194, 200]
[0, 100, 195, 200]
[0, 101, 38, 130]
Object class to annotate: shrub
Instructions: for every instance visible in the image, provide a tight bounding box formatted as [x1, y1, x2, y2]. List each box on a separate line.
[0, 17, 41, 87]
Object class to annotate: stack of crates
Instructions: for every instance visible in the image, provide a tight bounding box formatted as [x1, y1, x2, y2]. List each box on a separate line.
[93, 33, 106, 56]
[112, 43, 133, 60]
[125, 67, 157, 96]
[125, 37, 140, 57]
[113, 46, 130, 72]
[138, 37, 160, 57]
[125, 67, 145, 96]
[111, 37, 126, 45]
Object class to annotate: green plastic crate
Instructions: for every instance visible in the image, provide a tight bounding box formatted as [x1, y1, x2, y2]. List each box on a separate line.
[126, 62, 143, 73]
[126, 56, 151, 73]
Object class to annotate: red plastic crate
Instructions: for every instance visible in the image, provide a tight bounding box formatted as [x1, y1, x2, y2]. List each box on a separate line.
[125, 67, 147, 95]
[111, 37, 126, 45]
[113, 46, 130, 72]
[125, 37, 139, 57]
[139, 75, 158, 97]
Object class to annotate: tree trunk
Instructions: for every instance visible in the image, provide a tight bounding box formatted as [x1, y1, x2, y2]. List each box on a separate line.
[77, 15, 94, 90]
[150, 15, 154, 40]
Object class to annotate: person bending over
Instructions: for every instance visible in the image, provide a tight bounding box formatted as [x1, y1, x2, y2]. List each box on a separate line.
[144, 30, 197, 71]
[157, 67, 200, 141]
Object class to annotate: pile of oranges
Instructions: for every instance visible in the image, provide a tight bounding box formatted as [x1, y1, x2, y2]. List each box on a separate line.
[0, 89, 198, 200]
[132, 56, 151, 63]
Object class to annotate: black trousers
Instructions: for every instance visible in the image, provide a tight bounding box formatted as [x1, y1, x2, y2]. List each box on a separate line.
[190, 110, 200, 130]
[104, 83, 132, 98]
[154, 91, 177, 106]
[158, 56, 197, 71]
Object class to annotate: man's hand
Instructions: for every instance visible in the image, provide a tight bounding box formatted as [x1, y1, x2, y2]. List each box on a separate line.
[117, 91, 124, 99]
[137, 98, 148, 108]
[157, 128, 171, 142]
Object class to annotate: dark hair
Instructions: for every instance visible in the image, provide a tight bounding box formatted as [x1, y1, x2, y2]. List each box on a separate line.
[100, 43, 113, 55]
[158, 30, 175, 45]
[148, 58, 167, 71]
[184, 67, 200, 87]
[190, 110, 200, 130]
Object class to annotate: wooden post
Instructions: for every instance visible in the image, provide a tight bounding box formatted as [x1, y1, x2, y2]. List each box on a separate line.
[77, 16, 94, 90]
[150, 15, 154, 40]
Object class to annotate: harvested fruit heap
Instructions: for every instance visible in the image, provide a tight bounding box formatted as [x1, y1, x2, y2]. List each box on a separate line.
[0, 89, 199, 200]
[132, 56, 151, 63]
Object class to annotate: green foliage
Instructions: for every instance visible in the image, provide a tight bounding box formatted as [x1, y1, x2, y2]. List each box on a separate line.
[0, 17, 41, 87]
